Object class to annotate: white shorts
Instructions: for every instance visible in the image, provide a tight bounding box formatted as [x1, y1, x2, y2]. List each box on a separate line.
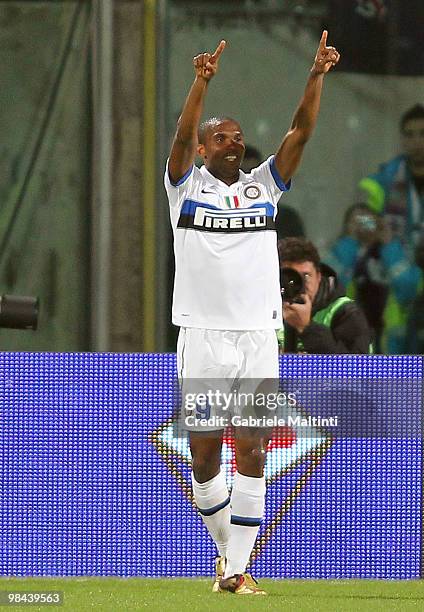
[176, 328, 279, 432]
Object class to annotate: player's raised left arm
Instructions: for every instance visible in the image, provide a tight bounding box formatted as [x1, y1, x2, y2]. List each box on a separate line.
[273, 31, 340, 184]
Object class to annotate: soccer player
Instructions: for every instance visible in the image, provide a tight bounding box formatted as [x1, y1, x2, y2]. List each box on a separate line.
[164, 33, 340, 595]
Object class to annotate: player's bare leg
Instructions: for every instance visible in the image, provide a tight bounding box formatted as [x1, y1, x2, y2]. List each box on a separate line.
[189, 432, 230, 590]
[219, 428, 271, 595]
[233, 428, 270, 477]
[190, 433, 223, 483]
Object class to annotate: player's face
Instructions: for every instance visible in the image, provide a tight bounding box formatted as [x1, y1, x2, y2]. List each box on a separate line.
[282, 260, 322, 303]
[198, 120, 245, 181]
[402, 118, 424, 166]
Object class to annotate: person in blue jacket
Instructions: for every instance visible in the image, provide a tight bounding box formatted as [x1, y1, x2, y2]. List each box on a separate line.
[359, 104, 424, 252]
[326, 203, 421, 354]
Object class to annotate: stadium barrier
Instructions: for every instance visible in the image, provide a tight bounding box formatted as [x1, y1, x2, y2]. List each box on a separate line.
[1, 352, 422, 578]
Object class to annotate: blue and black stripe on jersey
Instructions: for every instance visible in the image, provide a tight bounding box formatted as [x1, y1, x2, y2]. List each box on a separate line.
[177, 200, 276, 233]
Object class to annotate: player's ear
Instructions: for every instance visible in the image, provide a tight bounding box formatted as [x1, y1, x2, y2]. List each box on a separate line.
[197, 143, 206, 159]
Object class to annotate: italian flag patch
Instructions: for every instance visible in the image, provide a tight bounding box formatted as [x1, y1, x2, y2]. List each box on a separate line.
[225, 195, 240, 208]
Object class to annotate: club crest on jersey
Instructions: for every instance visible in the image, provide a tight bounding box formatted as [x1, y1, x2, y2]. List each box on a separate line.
[243, 184, 262, 200]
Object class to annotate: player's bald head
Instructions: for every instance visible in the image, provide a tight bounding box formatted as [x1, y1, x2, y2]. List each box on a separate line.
[198, 117, 242, 144]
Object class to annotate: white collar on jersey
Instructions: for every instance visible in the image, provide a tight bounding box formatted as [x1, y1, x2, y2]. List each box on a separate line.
[200, 164, 254, 190]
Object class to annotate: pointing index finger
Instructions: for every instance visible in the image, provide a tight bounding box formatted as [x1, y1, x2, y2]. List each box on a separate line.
[211, 40, 226, 62]
[319, 30, 328, 49]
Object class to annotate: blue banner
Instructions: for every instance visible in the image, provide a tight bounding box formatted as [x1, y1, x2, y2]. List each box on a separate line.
[0, 353, 421, 578]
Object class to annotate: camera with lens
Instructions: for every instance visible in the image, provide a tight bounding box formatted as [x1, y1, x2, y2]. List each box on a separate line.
[280, 267, 306, 304]
[0, 295, 39, 330]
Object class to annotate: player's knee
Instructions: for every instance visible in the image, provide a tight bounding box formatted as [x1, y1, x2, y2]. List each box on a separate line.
[237, 446, 267, 476]
[192, 454, 220, 483]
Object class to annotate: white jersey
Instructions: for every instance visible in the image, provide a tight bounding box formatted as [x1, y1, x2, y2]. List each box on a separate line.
[164, 156, 290, 330]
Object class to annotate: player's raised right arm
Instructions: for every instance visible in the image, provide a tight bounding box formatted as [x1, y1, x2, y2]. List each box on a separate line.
[168, 41, 226, 185]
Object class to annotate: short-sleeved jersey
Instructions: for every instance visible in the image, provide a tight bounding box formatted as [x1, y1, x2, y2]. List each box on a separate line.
[164, 156, 290, 330]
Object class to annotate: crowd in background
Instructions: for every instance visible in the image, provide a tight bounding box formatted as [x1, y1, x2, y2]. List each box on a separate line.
[265, 103, 424, 355]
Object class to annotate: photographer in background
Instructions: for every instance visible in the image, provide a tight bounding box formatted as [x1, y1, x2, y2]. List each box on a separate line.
[327, 203, 421, 354]
[278, 237, 371, 354]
